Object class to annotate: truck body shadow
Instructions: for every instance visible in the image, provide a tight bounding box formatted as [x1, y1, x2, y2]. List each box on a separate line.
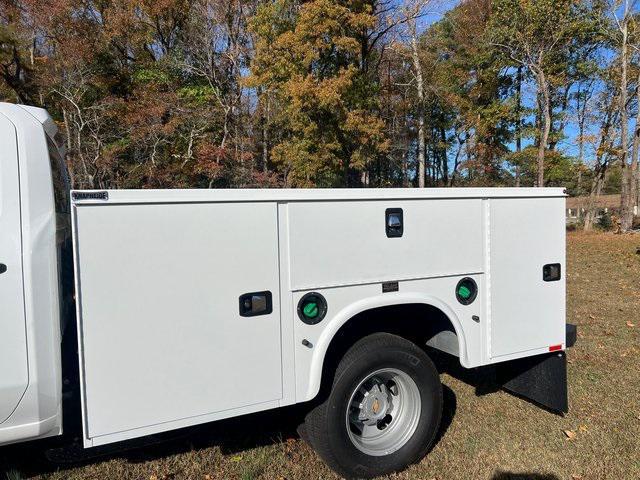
[492, 472, 560, 480]
[0, 386, 456, 477]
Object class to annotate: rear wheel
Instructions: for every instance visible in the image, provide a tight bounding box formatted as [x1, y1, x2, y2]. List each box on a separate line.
[304, 333, 442, 479]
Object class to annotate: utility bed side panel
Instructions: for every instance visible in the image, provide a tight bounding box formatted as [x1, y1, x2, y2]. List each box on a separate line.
[287, 199, 484, 290]
[489, 198, 566, 358]
[73, 202, 283, 442]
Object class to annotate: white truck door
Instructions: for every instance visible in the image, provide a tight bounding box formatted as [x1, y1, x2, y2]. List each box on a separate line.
[73, 201, 283, 442]
[0, 113, 28, 423]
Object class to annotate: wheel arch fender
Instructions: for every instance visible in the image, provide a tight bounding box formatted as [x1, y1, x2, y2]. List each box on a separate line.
[304, 292, 468, 401]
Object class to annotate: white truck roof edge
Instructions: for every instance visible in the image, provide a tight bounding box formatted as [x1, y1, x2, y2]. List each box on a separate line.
[17, 105, 56, 136]
[16, 104, 66, 159]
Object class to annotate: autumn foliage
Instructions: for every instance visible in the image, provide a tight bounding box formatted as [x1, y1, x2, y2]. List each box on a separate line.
[0, 0, 636, 211]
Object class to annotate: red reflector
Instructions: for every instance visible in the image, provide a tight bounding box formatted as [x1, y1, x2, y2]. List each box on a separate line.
[549, 344, 563, 352]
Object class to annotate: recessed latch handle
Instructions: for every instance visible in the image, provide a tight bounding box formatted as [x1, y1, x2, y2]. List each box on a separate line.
[239, 291, 273, 317]
[543, 263, 561, 282]
[385, 208, 403, 238]
[0, 264, 6, 274]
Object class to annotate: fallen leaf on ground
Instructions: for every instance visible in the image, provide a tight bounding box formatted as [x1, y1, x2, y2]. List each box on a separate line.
[572, 475, 583, 480]
[579, 425, 588, 432]
[626, 321, 635, 327]
[564, 430, 577, 440]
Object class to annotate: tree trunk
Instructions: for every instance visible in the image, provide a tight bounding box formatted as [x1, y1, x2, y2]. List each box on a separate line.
[449, 131, 464, 187]
[402, 149, 409, 187]
[260, 92, 269, 173]
[465, 128, 474, 182]
[535, 68, 551, 187]
[584, 169, 606, 231]
[409, 20, 425, 188]
[620, 11, 632, 231]
[440, 126, 448, 185]
[515, 66, 522, 187]
[402, 124, 409, 187]
[584, 96, 616, 231]
[577, 87, 588, 196]
[628, 72, 640, 225]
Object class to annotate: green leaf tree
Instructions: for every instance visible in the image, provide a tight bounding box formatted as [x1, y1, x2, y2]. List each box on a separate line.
[490, 0, 602, 186]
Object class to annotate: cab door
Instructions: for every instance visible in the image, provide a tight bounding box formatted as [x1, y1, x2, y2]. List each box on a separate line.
[0, 113, 28, 423]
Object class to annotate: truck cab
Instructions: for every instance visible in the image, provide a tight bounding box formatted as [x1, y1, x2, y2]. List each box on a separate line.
[0, 103, 69, 444]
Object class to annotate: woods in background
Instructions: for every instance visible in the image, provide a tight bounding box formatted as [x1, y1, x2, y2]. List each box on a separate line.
[1, 0, 639, 230]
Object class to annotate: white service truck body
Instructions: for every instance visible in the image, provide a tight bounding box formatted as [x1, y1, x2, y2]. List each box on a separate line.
[0, 102, 573, 478]
[72, 188, 566, 447]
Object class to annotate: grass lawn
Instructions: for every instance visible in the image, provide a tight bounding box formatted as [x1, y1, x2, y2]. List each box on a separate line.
[2, 232, 639, 480]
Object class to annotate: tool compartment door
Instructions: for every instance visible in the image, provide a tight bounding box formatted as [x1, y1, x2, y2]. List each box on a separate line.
[0, 114, 28, 424]
[489, 197, 566, 358]
[74, 202, 282, 441]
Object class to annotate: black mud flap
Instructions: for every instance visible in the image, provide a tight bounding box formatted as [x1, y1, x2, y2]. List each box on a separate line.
[497, 323, 576, 414]
[498, 351, 568, 414]
[566, 323, 577, 347]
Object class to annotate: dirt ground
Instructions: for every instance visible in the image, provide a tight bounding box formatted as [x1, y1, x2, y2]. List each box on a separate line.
[2, 231, 639, 480]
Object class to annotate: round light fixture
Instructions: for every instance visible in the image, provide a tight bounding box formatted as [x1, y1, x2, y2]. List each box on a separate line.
[298, 292, 327, 325]
[456, 277, 478, 305]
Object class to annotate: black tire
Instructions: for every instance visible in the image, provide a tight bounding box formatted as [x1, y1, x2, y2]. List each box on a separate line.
[304, 332, 442, 479]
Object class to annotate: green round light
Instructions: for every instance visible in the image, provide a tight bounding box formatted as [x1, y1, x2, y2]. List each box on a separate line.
[298, 292, 327, 325]
[455, 278, 478, 305]
[303, 301, 319, 318]
[458, 285, 472, 299]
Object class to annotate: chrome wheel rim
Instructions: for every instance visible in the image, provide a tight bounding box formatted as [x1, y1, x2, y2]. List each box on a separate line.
[346, 368, 421, 456]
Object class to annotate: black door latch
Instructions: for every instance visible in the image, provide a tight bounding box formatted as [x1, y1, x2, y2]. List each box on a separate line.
[239, 291, 273, 317]
[543, 263, 561, 282]
[385, 208, 403, 238]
